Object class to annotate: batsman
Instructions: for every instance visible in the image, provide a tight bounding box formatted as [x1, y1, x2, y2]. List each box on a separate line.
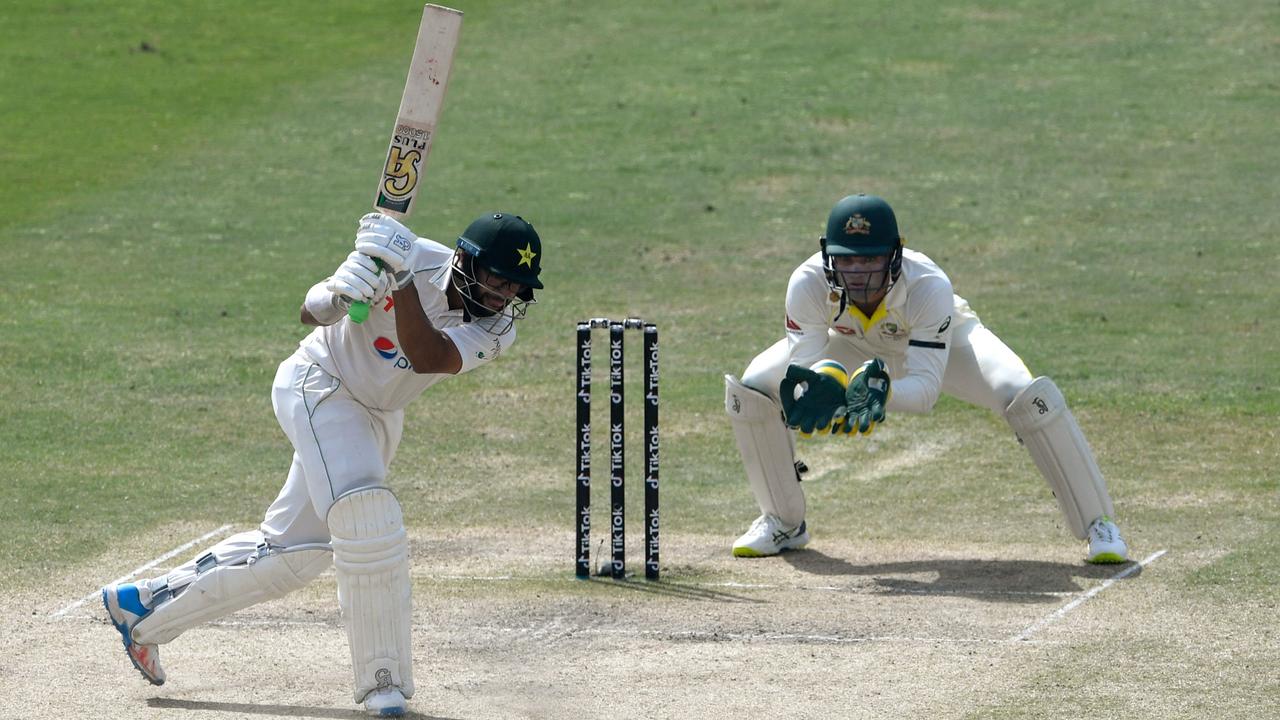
[725, 193, 1129, 564]
[102, 211, 545, 716]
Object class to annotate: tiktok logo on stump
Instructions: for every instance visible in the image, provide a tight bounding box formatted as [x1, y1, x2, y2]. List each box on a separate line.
[373, 337, 414, 371]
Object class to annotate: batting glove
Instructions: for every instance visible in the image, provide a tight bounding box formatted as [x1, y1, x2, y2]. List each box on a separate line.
[779, 364, 848, 437]
[326, 251, 390, 305]
[839, 359, 891, 435]
[354, 212, 420, 274]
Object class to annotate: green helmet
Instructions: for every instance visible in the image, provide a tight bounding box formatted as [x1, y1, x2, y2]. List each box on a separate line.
[452, 212, 542, 332]
[456, 212, 543, 289]
[819, 194, 904, 306]
[822, 194, 901, 257]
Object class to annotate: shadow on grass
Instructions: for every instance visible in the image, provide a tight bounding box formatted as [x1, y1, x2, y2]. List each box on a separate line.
[782, 550, 1141, 603]
[147, 697, 461, 720]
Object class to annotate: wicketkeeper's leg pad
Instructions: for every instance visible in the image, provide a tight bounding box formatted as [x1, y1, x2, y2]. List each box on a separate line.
[725, 374, 806, 528]
[132, 541, 331, 645]
[1004, 376, 1116, 539]
[328, 486, 414, 704]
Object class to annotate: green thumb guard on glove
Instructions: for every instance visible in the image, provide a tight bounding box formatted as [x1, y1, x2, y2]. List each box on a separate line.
[779, 364, 848, 435]
[841, 358, 891, 435]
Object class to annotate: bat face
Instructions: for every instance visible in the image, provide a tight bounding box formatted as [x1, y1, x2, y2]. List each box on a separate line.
[377, 125, 429, 215]
[349, 4, 462, 324]
[373, 4, 463, 220]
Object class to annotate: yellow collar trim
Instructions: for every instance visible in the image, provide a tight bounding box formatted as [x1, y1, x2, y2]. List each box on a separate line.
[846, 300, 888, 333]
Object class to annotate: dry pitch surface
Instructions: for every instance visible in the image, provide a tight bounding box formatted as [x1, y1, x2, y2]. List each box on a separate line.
[6, 519, 1215, 719]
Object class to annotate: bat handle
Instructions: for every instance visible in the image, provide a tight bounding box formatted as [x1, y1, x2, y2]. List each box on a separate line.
[345, 258, 387, 324]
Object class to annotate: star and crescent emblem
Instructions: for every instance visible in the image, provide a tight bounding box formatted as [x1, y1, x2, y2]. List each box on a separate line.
[517, 242, 537, 267]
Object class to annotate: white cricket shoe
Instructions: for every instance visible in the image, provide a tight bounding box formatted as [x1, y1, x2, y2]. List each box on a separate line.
[102, 582, 166, 685]
[732, 514, 810, 557]
[364, 687, 408, 717]
[1086, 516, 1129, 564]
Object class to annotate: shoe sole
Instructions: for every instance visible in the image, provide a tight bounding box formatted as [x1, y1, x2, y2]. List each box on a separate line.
[1087, 552, 1128, 564]
[732, 538, 809, 558]
[102, 588, 165, 686]
[365, 691, 407, 717]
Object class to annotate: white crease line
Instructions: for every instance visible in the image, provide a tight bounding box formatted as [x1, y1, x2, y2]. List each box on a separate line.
[415, 576, 1075, 597]
[1013, 549, 1167, 642]
[711, 581, 1075, 597]
[57, 617, 1049, 646]
[478, 626, 1046, 645]
[50, 524, 234, 618]
[660, 630, 1016, 645]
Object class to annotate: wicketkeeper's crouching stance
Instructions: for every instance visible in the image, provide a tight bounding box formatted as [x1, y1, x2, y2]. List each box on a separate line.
[726, 194, 1128, 564]
[102, 212, 544, 716]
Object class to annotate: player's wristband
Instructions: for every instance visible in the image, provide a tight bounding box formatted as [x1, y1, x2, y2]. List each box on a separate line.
[392, 269, 415, 291]
[305, 283, 349, 325]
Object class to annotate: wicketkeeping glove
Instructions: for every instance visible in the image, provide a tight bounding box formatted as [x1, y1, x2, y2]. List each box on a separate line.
[779, 364, 848, 436]
[354, 212, 419, 274]
[839, 358, 891, 435]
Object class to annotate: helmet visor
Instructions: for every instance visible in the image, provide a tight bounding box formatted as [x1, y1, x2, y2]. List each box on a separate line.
[828, 254, 893, 304]
[452, 253, 535, 335]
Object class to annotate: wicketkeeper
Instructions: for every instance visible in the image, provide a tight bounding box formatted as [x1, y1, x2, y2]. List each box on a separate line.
[725, 194, 1128, 564]
[102, 211, 544, 717]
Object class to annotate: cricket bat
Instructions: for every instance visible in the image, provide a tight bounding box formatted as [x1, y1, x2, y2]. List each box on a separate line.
[349, 3, 463, 323]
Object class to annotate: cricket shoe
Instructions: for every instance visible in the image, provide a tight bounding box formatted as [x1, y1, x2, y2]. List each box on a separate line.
[1086, 516, 1129, 564]
[102, 582, 166, 685]
[732, 514, 810, 557]
[364, 687, 408, 717]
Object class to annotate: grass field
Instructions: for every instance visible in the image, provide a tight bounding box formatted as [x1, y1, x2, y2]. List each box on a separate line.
[2, 1, 1277, 718]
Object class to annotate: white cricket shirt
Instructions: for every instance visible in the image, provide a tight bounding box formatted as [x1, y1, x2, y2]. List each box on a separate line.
[784, 249, 979, 413]
[298, 238, 514, 412]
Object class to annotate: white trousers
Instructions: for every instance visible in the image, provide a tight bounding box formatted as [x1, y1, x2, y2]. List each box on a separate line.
[263, 351, 404, 546]
[146, 351, 403, 601]
[741, 321, 1034, 414]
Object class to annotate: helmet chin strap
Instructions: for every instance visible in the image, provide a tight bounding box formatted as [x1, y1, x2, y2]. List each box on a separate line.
[819, 236, 847, 321]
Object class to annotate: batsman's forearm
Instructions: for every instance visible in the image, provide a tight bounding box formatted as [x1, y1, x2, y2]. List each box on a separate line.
[391, 283, 462, 374]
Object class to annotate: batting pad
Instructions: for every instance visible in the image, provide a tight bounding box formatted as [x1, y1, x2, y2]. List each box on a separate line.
[328, 487, 414, 703]
[1004, 376, 1115, 539]
[725, 374, 806, 527]
[133, 543, 331, 646]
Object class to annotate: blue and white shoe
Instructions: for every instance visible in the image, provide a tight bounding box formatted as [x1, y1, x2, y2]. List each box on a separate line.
[102, 583, 166, 685]
[363, 687, 408, 717]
